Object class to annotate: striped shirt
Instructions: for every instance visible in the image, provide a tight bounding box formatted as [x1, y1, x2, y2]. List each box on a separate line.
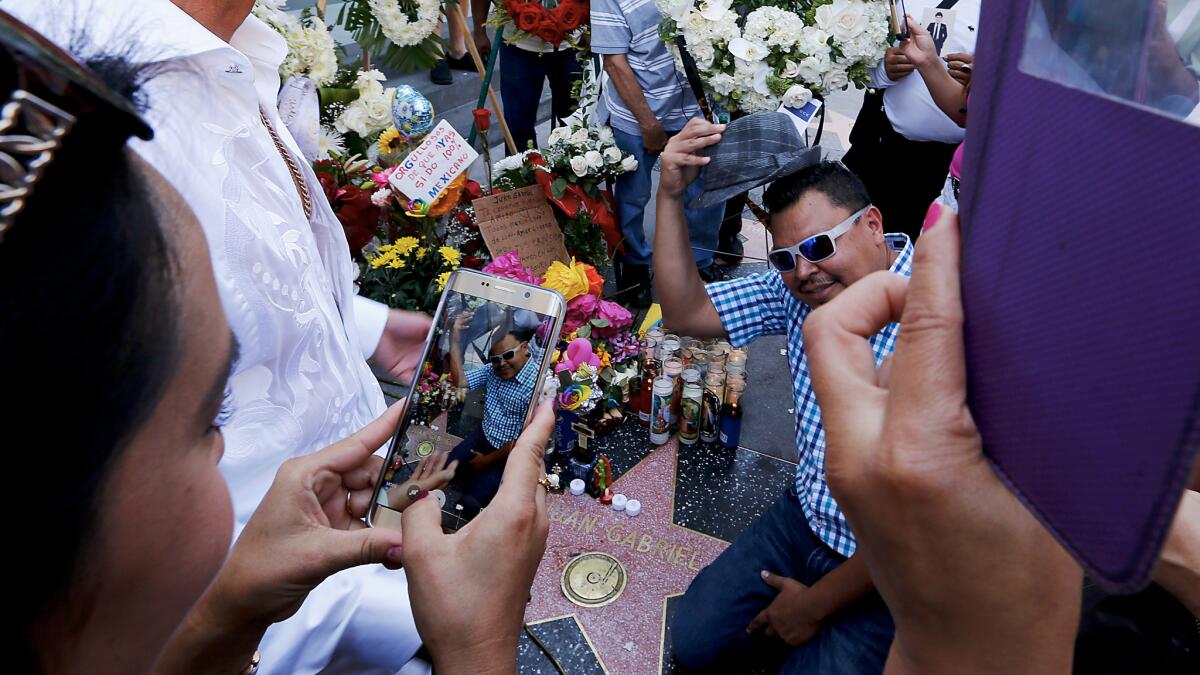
[706, 234, 914, 557]
[590, 0, 700, 135]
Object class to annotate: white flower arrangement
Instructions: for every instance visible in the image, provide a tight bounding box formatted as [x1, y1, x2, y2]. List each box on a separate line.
[543, 122, 638, 183]
[318, 125, 347, 158]
[368, 0, 441, 47]
[334, 69, 397, 139]
[253, 1, 339, 86]
[657, 0, 891, 113]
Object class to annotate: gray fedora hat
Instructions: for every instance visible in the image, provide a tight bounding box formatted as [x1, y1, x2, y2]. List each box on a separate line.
[688, 112, 822, 210]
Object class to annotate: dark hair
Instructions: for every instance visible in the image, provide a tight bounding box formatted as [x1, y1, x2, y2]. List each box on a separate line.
[0, 50, 180, 664]
[763, 160, 872, 217]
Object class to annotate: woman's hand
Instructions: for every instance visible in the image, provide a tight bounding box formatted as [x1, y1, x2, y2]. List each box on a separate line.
[898, 16, 940, 71]
[804, 208, 1082, 675]
[155, 403, 409, 674]
[387, 450, 459, 511]
[401, 403, 555, 674]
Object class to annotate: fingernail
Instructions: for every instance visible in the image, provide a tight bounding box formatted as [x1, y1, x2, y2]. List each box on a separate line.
[387, 545, 403, 561]
[760, 570, 769, 579]
[414, 489, 429, 501]
[922, 202, 942, 232]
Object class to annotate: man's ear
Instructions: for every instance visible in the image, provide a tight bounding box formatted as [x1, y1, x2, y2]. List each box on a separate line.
[864, 205, 886, 241]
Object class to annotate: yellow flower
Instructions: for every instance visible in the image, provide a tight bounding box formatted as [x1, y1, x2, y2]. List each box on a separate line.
[367, 244, 396, 269]
[377, 127, 404, 155]
[439, 246, 462, 267]
[435, 271, 451, 291]
[417, 246, 427, 259]
[541, 258, 590, 301]
[392, 236, 419, 257]
[388, 257, 405, 269]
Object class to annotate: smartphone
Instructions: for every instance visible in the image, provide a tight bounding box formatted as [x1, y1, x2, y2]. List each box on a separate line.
[368, 269, 566, 531]
[890, 0, 910, 39]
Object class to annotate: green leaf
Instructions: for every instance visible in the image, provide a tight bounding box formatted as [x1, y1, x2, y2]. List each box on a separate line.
[590, 318, 610, 329]
[576, 324, 592, 339]
[551, 177, 567, 200]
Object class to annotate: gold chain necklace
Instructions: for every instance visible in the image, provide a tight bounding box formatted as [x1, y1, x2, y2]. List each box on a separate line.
[259, 106, 312, 220]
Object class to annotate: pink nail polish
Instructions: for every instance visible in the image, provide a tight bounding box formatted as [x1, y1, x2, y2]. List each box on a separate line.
[922, 202, 942, 232]
[387, 546, 403, 560]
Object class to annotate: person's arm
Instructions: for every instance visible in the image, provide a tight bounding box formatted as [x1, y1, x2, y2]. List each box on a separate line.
[1155, 489, 1200, 616]
[602, 54, 667, 152]
[653, 120, 729, 338]
[899, 16, 967, 127]
[448, 312, 473, 388]
[748, 555, 875, 646]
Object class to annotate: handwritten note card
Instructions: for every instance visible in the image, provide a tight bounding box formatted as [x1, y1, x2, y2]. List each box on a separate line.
[473, 185, 569, 276]
[389, 120, 479, 203]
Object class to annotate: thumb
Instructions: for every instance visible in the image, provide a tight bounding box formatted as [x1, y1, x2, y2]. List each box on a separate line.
[324, 526, 405, 571]
[906, 15, 930, 38]
[399, 492, 444, 558]
[759, 570, 790, 592]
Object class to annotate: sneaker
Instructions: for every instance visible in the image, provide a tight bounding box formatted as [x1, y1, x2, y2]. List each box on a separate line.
[697, 264, 726, 284]
[430, 59, 452, 85]
[715, 235, 744, 266]
[447, 52, 476, 71]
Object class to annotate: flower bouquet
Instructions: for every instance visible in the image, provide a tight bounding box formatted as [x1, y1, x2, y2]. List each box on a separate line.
[492, 121, 638, 268]
[360, 237, 468, 312]
[656, 0, 891, 113]
[488, 0, 590, 50]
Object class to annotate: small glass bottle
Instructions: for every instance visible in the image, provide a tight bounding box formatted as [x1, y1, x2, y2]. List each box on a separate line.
[701, 370, 726, 444]
[718, 380, 746, 449]
[650, 376, 674, 445]
[679, 379, 703, 446]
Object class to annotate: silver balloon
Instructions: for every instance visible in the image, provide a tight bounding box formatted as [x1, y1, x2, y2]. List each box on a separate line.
[391, 84, 435, 138]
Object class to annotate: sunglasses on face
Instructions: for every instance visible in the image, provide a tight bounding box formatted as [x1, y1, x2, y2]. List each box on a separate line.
[488, 343, 527, 365]
[767, 206, 870, 272]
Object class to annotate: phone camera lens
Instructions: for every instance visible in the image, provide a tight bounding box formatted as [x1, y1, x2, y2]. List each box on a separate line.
[524, 291, 531, 298]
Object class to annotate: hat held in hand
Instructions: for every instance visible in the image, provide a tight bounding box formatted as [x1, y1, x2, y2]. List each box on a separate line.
[689, 112, 822, 210]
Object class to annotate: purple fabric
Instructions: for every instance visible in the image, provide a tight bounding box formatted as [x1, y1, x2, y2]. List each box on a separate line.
[960, 0, 1200, 591]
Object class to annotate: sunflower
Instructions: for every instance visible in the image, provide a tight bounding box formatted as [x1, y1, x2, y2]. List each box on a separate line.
[377, 127, 405, 155]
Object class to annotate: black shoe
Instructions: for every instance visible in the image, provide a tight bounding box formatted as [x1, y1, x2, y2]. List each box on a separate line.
[715, 235, 744, 267]
[447, 52, 476, 71]
[697, 264, 726, 283]
[616, 262, 653, 308]
[430, 59, 452, 85]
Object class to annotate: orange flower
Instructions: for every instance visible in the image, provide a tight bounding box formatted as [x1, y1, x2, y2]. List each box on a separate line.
[582, 263, 604, 297]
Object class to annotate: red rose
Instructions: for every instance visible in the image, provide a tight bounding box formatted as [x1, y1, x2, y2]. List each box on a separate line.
[464, 179, 483, 200]
[472, 108, 491, 132]
[556, 2, 583, 30]
[316, 172, 339, 204]
[461, 255, 486, 270]
[515, 8, 540, 32]
[333, 185, 381, 257]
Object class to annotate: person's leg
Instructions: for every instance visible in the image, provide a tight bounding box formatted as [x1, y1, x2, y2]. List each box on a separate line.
[499, 44, 545, 152]
[716, 193, 746, 265]
[671, 490, 824, 671]
[610, 127, 655, 304]
[683, 169, 723, 272]
[547, 49, 583, 124]
[776, 546, 895, 675]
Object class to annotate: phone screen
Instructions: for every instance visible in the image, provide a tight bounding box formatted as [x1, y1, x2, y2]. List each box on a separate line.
[371, 274, 561, 529]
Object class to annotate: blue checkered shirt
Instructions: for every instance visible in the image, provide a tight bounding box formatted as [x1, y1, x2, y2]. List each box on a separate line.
[466, 345, 543, 448]
[706, 234, 914, 557]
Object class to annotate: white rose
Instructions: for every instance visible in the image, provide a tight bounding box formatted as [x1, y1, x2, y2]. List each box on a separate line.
[797, 56, 826, 85]
[691, 41, 716, 67]
[548, 125, 572, 145]
[603, 146, 622, 162]
[823, 67, 850, 92]
[598, 126, 615, 144]
[585, 150, 604, 168]
[728, 37, 768, 63]
[367, 96, 392, 127]
[371, 188, 393, 207]
[338, 104, 370, 136]
[781, 59, 800, 79]
[657, 0, 692, 23]
[620, 155, 639, 173]
[831, 0, 867, 42]
[782, 85, 812, 109]
[570, 155, 589, 177]
[814, 3, 838, 32]
[571, 127, 590, 145]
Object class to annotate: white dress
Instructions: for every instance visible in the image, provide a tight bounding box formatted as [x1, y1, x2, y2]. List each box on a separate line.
[3, 1, 423, 672]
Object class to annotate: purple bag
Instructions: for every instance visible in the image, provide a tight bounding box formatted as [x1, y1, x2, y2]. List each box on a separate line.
[960, 0, 1200, 590]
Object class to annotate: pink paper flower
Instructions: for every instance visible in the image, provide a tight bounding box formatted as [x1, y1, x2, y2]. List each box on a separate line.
[563, 293, 598, 334]
[483, 251, 545, 285]
[371, 166, 397, 187]
[555, 337, 601, 373]
[592, 299, 632, 338]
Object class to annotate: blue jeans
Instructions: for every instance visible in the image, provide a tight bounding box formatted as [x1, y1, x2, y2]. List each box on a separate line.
[499, 44, 582, 153]
[611, 127, 723, 268]
[673, 490, 894, 674]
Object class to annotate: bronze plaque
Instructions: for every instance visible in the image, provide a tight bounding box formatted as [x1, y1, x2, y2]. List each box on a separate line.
[561, 552, 627, 608]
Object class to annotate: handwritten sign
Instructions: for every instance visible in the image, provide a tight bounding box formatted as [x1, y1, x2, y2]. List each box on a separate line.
[473, 184, 569, 276]
[389, 120, 479, 203]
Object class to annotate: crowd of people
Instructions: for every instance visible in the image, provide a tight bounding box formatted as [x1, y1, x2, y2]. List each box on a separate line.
[3, 1, 1198, 675]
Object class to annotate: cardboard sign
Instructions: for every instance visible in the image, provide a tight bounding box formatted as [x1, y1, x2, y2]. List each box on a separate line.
[473, 184, 570, 276]
[389, 120, 479, 203]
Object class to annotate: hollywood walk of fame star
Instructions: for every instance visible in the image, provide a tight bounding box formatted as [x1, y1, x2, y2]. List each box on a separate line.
[524, 439, 729, 674]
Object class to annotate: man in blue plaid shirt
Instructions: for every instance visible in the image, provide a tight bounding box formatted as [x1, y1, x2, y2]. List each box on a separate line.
[656, 118, 913, 674]
[447, 314, 543, 515]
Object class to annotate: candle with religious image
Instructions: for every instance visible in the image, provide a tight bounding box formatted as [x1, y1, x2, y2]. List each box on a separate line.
[701, 370, 725, 444]
[650, 376, 673, 445]
[718, 379, 746, 449]
[663, 357, 684, 425]
[679, 377, 703, 446]
[635, 337, 658, 425]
